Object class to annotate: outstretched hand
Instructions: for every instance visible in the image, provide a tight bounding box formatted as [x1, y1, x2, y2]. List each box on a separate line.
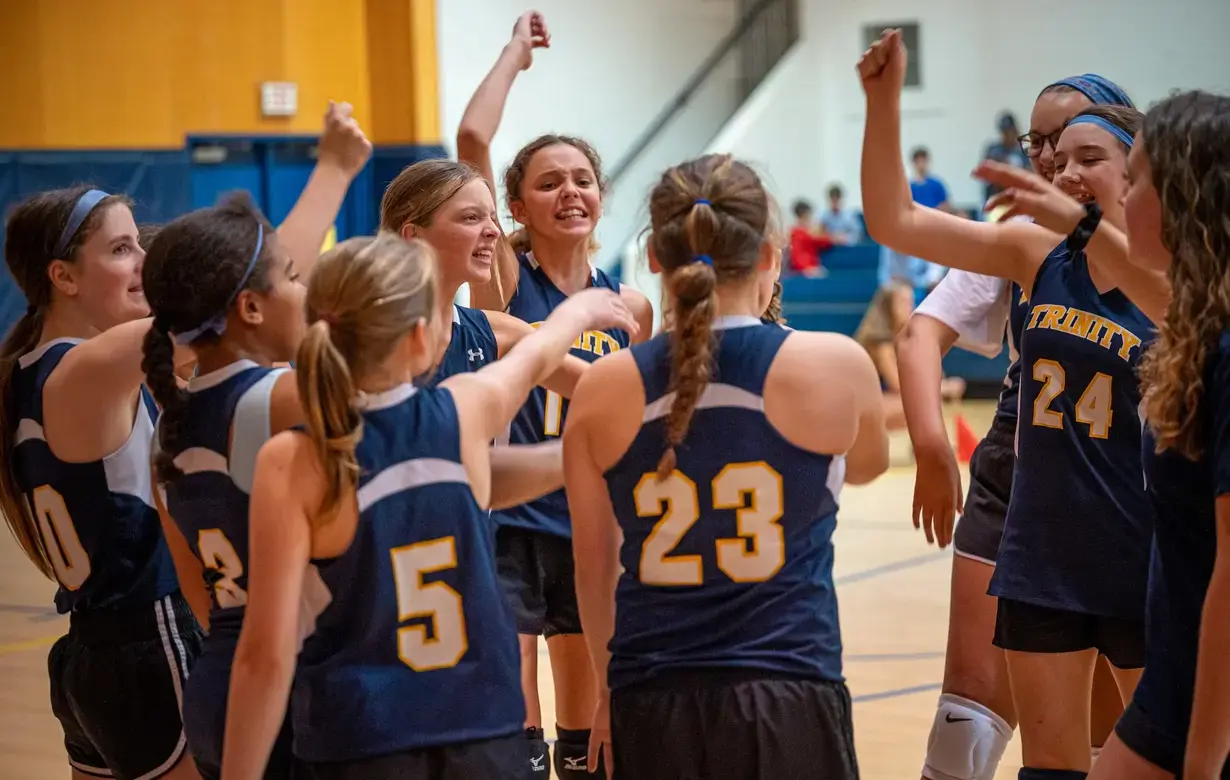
[976, 160, 1085, 234]
[511, 11, 551, 70]
[857, 28, 907, 100]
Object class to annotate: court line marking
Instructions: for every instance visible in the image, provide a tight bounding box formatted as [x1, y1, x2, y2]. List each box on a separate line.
[0, 634, 59, 656]
[833, 549, 950, 586]
[846, 650, 945, 662]
[853, 681, 943, 703]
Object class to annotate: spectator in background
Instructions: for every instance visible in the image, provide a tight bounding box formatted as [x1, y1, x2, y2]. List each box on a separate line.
[819, 184, 861, 245]
[981, 112, 1031, 202]
[902, 147, 953, 292]
[788, 198, 833, 278]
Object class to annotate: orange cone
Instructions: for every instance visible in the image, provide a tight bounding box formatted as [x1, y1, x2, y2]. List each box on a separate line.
[955, 414, 980, 464]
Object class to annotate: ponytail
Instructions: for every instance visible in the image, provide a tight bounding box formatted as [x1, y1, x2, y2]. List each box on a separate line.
[657, 198, 721, 479]
[141, 321, 189, 482]
[0, 308, 55, 579]
[296, 320, 362, 527]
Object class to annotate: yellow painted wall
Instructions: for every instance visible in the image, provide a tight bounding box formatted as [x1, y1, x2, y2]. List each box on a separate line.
[0, 0, 438, 150]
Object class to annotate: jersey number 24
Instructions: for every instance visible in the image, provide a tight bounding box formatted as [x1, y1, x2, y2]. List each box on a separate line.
[1032, 359, 1113, 438]
[634, 462, 785, 586]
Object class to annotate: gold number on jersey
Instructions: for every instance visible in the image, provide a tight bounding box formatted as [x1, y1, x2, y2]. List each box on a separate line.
[31, 486, 90, 590]
[391, 537, 468, 671]
[197, 529, 247, 609]
[635, 462, 786, 586]
[544, 390, 563, 437]
[1031, 359, 1114, 438]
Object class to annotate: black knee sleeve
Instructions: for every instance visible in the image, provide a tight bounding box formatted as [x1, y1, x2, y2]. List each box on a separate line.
[526, 727, 550, 776]
[554, 726, 602, 778]
[1019, 769, 1088, 780]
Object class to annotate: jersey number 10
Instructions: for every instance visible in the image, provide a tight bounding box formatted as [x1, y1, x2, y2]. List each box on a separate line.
[30, 485, 90, 590]
[635, 462, 786, 586]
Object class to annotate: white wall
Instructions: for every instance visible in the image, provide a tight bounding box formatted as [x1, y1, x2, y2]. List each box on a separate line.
[436, 0, 739, 251]
[808, 0, 1230, 207]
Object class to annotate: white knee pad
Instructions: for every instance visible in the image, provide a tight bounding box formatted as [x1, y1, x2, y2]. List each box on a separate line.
[921, 693, 1013, 780]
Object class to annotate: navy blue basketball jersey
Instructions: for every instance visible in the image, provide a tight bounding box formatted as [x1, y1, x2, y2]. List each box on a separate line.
[161, 360, 288, 636]
[496, 252, 630, 537]
[9, 338, 178, 613]
[292, 384, 523, 762]
[603, 317, 845, 690]
[993, 283, 1030, 424]
[1131, 330, 1230, 760]
[420, 305, 497, 387]
[990, 245, 1155, 619]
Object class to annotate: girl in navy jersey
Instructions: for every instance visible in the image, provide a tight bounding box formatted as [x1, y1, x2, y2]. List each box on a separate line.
[861, 30, 1154, 780]
[219, 232, 637, 780]
[457, 14, 654, 777]
[0, 185, 205, 780]
[567, 153, 889, 780]
[380, 158, 609, 515]
[1049, 91, 1230, 780]
[134, 105, 370, 780]
[896, 74, 1137, 780]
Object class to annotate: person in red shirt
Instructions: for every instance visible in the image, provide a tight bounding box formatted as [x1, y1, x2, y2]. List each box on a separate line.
[789, 199, 833, 277]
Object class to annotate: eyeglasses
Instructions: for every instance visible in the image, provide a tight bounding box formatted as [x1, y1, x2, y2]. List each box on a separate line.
[1018, 128, 1064, 158]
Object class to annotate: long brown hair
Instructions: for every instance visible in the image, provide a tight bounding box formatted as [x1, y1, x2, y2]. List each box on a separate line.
[381, 158, 506, 302]
[1137, 91, 1230, 459]
[297, 232, 438, 525]
[648, 154, 770, 478]
[0, 186, 131, 579]
[504, 134, 606, 257]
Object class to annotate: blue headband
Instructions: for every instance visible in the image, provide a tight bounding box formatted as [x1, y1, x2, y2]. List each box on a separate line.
[1046, 74, 1134, 108]
[172, 224, 265, 346]
[1066, 115, 1135, 148]
[54, 189, 110, 258]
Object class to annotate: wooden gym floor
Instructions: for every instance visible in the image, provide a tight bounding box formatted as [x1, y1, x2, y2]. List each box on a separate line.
[0, 401, 1022, 779]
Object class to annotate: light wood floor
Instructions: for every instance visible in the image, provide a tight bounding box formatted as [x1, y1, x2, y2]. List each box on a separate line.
[0, 401, 1022, 779]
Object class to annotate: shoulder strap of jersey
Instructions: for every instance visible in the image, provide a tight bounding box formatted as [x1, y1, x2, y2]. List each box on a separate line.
[230, 368, 291, 494]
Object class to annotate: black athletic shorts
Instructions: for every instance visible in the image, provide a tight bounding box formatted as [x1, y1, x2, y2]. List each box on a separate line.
[495, 526, 582, 637]
[611, 669, 860, 780]
[953, 416, 1015, 565]
[49, 591, 204, 780]
[992, 596, 1146, 669]
[298, 733, 532, 780]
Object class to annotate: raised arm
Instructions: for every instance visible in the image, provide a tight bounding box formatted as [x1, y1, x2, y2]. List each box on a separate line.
[459, 12, 549, 312]
[486, 309, 591, 397]
[858, 30, 1051, 292]
[276, 102, 372, 279]
[443, 288, 638, 502]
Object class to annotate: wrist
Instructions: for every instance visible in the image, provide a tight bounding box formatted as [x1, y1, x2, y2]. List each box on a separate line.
[312, 158, 358, 185]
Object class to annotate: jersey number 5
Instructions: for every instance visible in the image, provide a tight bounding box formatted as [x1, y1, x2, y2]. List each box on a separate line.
[30, 485, 90, 590]
[391, 537, 468, 671]
[635, 462, 785, 586]
[1032, 359, 1113, 438]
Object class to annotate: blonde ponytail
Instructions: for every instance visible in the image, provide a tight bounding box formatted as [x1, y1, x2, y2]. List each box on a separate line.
[296, 319, 362, 527]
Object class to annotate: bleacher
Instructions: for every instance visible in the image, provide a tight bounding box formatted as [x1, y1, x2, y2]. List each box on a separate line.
[776, 222, 1012, 394]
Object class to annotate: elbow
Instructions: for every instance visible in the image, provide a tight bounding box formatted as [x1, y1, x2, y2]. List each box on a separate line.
[861, 207, 909, 247]
[456, 127, 490, 163]
[893, 315, 922, 357]
[844, 435, 891, 486]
